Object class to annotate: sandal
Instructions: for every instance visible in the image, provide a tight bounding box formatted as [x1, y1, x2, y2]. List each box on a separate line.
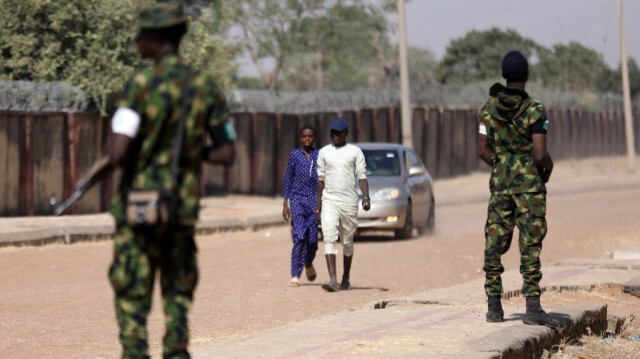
[321, 280, 339, 292]
[289, 277, 300, 287]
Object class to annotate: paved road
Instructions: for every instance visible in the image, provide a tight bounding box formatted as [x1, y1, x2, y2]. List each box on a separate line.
[1, 184, 639, 358]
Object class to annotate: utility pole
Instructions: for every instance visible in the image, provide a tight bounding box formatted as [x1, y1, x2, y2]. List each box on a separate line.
[397, 0, 412, 148]
[618, 0, 636, 171]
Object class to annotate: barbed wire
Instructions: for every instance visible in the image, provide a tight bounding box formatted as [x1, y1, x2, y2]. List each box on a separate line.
[0, 81, 89, 112]
[0, 80, 623, 113]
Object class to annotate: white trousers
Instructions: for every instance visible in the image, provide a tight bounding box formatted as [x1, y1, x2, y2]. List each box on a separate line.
[321, 201, 358, 256]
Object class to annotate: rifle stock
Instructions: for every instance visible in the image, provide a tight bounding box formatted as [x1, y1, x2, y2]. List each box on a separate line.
[50, 156, 110, 216]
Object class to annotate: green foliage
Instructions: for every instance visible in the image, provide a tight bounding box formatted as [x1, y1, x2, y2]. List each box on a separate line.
[433, 27, 638, 107]
[537, 42, 608, 92]
[228, 0, 391, 91]
[0, 0, 151, 115]
[281, 2, 389, 91]
[435, 28, 550, 85]
[596, 57, 640, 98]
[1, 0, 235, 115]
[180, 5, 236, 90]
[226, 0, 302, 89]
[393, 46, 438, 93]
[1, 0, 633, 113]
[623, 58, 640, 98]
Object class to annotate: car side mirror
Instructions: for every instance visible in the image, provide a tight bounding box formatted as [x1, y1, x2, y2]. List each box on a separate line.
[408, 166, 425, 177]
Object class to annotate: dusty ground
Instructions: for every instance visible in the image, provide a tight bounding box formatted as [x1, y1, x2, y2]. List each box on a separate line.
[542, 286, 640, 359]
[1, 158, 639, 358]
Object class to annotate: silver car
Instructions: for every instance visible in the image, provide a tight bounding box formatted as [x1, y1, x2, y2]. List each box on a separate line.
[354, 142, 435, 239]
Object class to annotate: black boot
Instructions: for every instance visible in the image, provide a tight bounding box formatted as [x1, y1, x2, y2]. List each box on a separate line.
[486, 296, 504, 322]
[321, 254, 339, 292]
[523, 296, 559, 328]
[340, 255, 353, 290]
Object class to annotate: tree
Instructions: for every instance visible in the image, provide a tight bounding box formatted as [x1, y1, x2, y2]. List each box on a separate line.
[277, 2, 390, 91]
[596, 57, 640, 99]
[435, 27, 550, 85]
[1, 0, 235, 115]
[537, 42, 609, 92]
[180, 5, 236, 91]
[369, 44, 437, 91]
[226, 0, 302, 90]
[228, 0, 392, 91]
[1, 0, 152, 114]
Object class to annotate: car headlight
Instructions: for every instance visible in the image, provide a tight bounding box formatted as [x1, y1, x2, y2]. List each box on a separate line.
[370, 187, 401, 201]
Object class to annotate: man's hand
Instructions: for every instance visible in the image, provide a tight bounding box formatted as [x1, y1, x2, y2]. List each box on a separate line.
[362, 198, 370, 211]
[359, 179, 370, 211]
[316, 180, 324, 224]
[282, 200, 291, 221]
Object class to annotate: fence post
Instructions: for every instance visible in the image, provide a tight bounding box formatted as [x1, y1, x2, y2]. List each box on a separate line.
[354, 109, 362, 143]
[425, 107, 439, 178]
[451, 109, 467, 176]
[250, 111, 259, 194]
[274, 112, 283, 196]
[64, 113, 81, 214]
[437, 109, 453, 178]
[19, 114, 34, 216]
[387, 106, 395, 143]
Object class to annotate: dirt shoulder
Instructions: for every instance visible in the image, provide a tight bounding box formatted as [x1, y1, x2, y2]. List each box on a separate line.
[1, 156, 639, 359]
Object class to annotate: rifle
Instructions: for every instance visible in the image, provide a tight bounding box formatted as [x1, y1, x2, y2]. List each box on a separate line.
[49, 156, 111, 216]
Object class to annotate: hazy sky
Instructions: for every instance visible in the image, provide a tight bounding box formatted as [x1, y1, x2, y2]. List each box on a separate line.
[237, 0, 639, 77]
[403, 0, 640, 68]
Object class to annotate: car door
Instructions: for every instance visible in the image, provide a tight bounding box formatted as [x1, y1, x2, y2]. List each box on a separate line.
[404, 149, 430, 226]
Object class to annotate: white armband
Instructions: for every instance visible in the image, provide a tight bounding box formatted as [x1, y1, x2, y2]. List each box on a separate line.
[111, 107, 141, 138]
[479, 123, 487, 135]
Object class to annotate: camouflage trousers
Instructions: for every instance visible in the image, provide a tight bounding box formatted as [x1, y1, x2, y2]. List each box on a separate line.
[483, 192, 547, 298]
[109, 224, 198, 359]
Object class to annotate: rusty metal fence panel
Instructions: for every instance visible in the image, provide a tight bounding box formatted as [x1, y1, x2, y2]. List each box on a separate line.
[0, 107, 638, 216]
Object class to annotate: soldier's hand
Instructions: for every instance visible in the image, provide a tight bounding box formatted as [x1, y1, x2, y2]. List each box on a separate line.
[541, 167, 552, 183]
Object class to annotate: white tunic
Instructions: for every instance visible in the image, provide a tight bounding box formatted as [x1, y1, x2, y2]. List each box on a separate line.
[317, 143, 367, 207]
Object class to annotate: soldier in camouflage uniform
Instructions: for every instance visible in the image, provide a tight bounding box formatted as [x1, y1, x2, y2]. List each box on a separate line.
[478, 50, 558, 328]
[102, 3, 236, 358]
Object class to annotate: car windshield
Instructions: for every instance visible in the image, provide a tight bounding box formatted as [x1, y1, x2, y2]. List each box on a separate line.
[363, 149, 401, 176]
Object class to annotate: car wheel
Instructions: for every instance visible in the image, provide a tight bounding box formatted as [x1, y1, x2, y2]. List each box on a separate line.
[395, 201, 413, 239]
[418, 196, 435, 236]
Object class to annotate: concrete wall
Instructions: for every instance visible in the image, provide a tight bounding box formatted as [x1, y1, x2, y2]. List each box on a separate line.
[1, 107, 638, 215]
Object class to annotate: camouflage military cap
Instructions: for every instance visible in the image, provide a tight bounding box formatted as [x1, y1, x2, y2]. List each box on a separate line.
[139, 2, 187, 29]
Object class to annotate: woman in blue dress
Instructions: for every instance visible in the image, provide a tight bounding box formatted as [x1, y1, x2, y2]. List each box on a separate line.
[282, 125, 319, 287]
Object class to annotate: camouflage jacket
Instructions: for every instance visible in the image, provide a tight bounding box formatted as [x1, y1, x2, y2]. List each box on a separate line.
[479, 83, 547, 194]
[110, 55, 231, 226]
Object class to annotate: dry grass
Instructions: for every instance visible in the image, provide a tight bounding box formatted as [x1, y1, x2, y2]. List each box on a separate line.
[540, 285, 640, 359]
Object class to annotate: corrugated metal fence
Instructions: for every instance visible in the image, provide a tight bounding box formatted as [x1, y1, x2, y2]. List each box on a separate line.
[1, 107, 638, 216]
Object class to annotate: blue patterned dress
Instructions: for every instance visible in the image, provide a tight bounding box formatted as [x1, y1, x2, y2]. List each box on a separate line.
[283, 148, 319, 278]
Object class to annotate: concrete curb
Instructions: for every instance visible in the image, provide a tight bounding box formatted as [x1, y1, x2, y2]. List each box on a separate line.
[471, 302, 607, 359]
[0, 213, 288, 247]
[192, 261, 640, 358]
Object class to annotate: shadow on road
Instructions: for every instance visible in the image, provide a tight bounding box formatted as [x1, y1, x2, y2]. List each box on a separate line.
[355, 233, 414, 243]
[299, 282, 389, 292]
